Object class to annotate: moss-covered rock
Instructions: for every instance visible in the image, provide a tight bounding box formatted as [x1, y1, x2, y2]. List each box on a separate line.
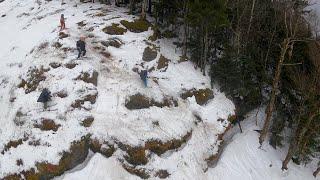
[142, 47, 157, 62]
[145, 132, 192, 156]
[102, 23, 127, 35]
[89, 138, 115, 157]
[101, 37, 123, 48]
[125, 93, 177, 110]
[181, 88, 214, 105]
[120, 19, 150, 33]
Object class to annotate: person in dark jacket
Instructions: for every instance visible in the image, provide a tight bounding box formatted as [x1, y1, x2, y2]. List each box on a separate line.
[76, 36, 86, 59]
[37, 88, 52, 109]
[139, 69, 148, 87]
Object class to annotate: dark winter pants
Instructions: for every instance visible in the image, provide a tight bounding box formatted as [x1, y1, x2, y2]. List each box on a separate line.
[77, 48, 86, 58]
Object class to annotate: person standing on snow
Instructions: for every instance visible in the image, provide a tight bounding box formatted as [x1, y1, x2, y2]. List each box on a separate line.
[76, 36, 86, 59]
[60, 14, 66, 31]
[139, 68, 148, 87]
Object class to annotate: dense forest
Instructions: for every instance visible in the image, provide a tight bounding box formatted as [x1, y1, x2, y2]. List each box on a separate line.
[83, 0, 319, 176]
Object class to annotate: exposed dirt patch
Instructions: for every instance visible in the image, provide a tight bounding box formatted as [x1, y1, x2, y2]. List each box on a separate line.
[120, 19, 151, 33]
[34, 118, 61, 132]
[125, 93, 178, 110]
[102, 23, 127, 35]
[100, 51, 111, 58]
[64, 62, 77, 69]
[75, 70, 99, 86]
[37, 42, 49, 51]
[54, 90, 68, 98]
[181, 88, 214, 105]
[77, 20, 86, 27]
[157, 55, 170, 70]
[49, 62, 62, 69]
[81, 116, 94, 127]
[59, 32, 69, 39]
[52, 42, 63, 49]
[18, 66, 48, 94]
[142, 47, 157, 62]
[155, 170, 170, 179]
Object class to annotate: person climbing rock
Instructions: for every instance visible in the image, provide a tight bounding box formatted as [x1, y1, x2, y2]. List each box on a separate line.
[60, 14, 65, 31]
[139, 68, 148, 87]
[37, 88, 52, 109]
[76, 36, 86, 59]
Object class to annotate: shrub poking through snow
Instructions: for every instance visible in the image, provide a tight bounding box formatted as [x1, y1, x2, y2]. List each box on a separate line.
[75, 70, 99, 86]
[76, 20, 86, 27]
[157, 55, 170, 70]
[155, 170, 170, 179]
[181, 88, 214, 105]
[18, 66, 48, 94]
[122, 164, 150, 179]
[71, 92, 98, 109]
[1, 138, 27, 154]
[89, 138, 115, 157]
[120, 19, 151, 33]
[58, 32, 69, 39]
[102, 23, 127, 35]
[49, 62, 62, 69]
[125, 93, 177, 110]
[142, 47, 157, 62]
[81, 116, 94, 127]
[64, 62, 77, 69]
[34, 118, 61, 132]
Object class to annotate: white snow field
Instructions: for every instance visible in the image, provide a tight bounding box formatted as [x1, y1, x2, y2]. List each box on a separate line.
[0, 0, 318, 179]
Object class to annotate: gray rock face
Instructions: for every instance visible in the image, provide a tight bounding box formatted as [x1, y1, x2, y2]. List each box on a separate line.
[142, 47, 157, 62]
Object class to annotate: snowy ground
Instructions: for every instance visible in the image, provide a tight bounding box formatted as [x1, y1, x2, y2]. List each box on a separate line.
[0, 0, 235, 179]
[61, 109, 320, 180]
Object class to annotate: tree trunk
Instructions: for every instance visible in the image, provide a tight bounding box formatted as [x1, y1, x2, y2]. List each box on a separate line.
[147, 0, 152, 14]
[259, 38, 290, 145]
[203, 26, 209, 76]
[247, 0, 256, 35]
[141, 0, 147, 20]
[314, 167, 320, 177]
[182, 0, 188, 57]
[129, 0, 135, 14]
[282, 140, 296, 170]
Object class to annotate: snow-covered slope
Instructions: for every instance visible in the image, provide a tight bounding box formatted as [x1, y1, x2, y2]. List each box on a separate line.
[0, 0, 235, 179]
